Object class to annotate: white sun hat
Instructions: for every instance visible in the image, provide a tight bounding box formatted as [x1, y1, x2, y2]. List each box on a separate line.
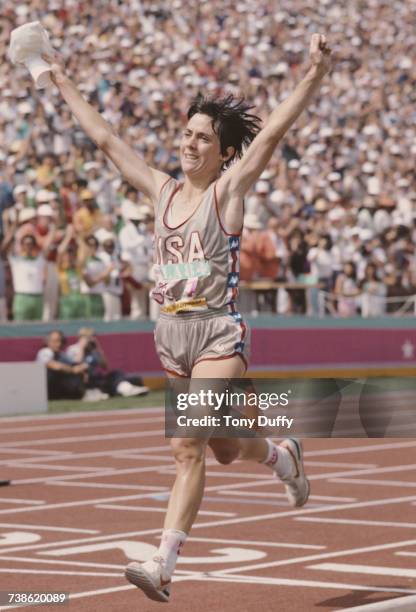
[8, 21, 54, 89]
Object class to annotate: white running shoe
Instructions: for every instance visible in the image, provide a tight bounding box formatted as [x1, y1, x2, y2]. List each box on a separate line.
[279, 438, 310, 508]
[82, 388, 109, 402]
[116, 381, 150, 397]
[125, 556, 171, 602]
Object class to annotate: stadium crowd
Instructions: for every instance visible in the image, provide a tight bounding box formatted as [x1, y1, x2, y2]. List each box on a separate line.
[0, 0, 415, 321]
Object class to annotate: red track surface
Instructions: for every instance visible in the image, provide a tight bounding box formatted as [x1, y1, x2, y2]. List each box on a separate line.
[0, 408, 415, 611]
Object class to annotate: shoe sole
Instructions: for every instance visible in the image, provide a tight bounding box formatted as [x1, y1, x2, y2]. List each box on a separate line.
[281, 437, 310, 507]
[125, 565, 170, 602]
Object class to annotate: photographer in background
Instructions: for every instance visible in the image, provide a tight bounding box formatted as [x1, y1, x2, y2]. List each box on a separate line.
[36, 329, 88, 400]
[66, 327, 149, 398]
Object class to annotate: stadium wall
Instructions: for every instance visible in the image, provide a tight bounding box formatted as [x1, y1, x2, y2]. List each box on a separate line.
[0, 316, 415, 382]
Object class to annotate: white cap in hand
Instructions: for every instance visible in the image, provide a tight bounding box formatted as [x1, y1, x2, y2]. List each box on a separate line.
[8, 21, 54, 89]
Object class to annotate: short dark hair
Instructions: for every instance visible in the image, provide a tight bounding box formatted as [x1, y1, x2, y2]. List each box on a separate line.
[187, 94, 262, 168]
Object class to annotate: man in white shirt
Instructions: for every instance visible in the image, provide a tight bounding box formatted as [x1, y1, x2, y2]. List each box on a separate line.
[119, 201, 153, 318]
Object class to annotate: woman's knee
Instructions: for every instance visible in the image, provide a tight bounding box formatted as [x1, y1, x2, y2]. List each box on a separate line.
[170, 437, 207, 464]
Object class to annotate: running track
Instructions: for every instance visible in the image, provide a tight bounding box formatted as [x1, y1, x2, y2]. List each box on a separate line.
[0, 407, 416, 611]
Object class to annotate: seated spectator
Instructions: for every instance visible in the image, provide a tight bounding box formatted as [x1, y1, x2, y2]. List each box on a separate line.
[0, 252, 6, 322]
[66, 327, 149, 397]
[36, 330, 88, 400]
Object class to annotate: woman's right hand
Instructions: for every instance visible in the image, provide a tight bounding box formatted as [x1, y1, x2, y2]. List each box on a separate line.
[41, 51, 66, 85]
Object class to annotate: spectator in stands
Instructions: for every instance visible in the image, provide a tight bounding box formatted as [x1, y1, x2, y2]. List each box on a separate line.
[80, 234, 110, 319]
[73, 189, 102, 237]
[36, 330, 88, 400]
[360, 263, 386, 317]
[118, 201, 153, 318]
[66, 327, 149, 397]
[1, 220, 55, 321]
[334, 262, 360, 317]
[57, 224, 86, 320]
[98, 231, 123, 322]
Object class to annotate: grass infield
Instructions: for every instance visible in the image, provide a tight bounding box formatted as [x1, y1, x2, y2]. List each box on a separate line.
[48, 390, 165, 413]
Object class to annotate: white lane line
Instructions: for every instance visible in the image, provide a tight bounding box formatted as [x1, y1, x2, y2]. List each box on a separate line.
[396, 552, 416, 557]
[96, 504, 236, 517]
[0, 568, 120, 577]
[0, 446, 171, 467]
[0, 523, 98, 534]
[187, 537, 325, 550]
[0, 498, 45, 506]
[49, 482, 169, 492]
[223, 491, 357, 503]
[309, 562, 416, 579]
[0, 448, 69, 457]
[338, 594, 416, 611]
[330, 478, 416, 489]
[1, 495, 415, 558]
[0, 429, 165, 448]
[0, 416, 165, 435]
[0, 555, 124, 570]
[0, 490, 175, 517]
[296, 517, 416, 529]
[6, 463, 107, 473]
[306, 441, 416, 456]
[212, 539, 416, 577]
[196, 573, 416, 594]
[9, 463, 173, 486]
[306, 461, 379, 469]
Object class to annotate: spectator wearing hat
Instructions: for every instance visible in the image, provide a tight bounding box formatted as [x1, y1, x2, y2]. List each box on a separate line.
[118, 201, 153, 318]
[73, 189, 102, 237]
[57, 224, 86, 320]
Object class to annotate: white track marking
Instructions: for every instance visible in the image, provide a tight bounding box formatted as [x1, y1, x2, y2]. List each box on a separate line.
[0, 491, 176, 517]
[187, 537, 325, 550]
[223, 491, 357, 502]
[0, 555, 125, 569]
[0, 494, 415, 555]
[7, 463, 108, 473]
[396, 552, 416, 557]
[0, 446, 168, 466]
[95, 504, 236, 517]
[306, 441, 416, 456]
[306, 461, 379, 468]
[196, 573, 416, 594]
[309, 562, 416, 579]
[9, 463, 174, 486]
[0, 429, 165, 448]
[0, 416, 165, 435]
[0, 523, 98, 534]
[296, 517, 416, 529]
[330, 478, 416, 488]
[0, 498, 45, 506]
[0, 532, 40, 546]
[0, 567, 120, 576]
[213, 539, 416, 576]
[49, 481, 169, 491]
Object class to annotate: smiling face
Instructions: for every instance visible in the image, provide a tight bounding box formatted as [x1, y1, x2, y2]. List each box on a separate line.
[180, 113, 224, 180]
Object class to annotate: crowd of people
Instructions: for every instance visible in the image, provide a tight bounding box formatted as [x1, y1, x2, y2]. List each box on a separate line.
[0, 0, 415, 321]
